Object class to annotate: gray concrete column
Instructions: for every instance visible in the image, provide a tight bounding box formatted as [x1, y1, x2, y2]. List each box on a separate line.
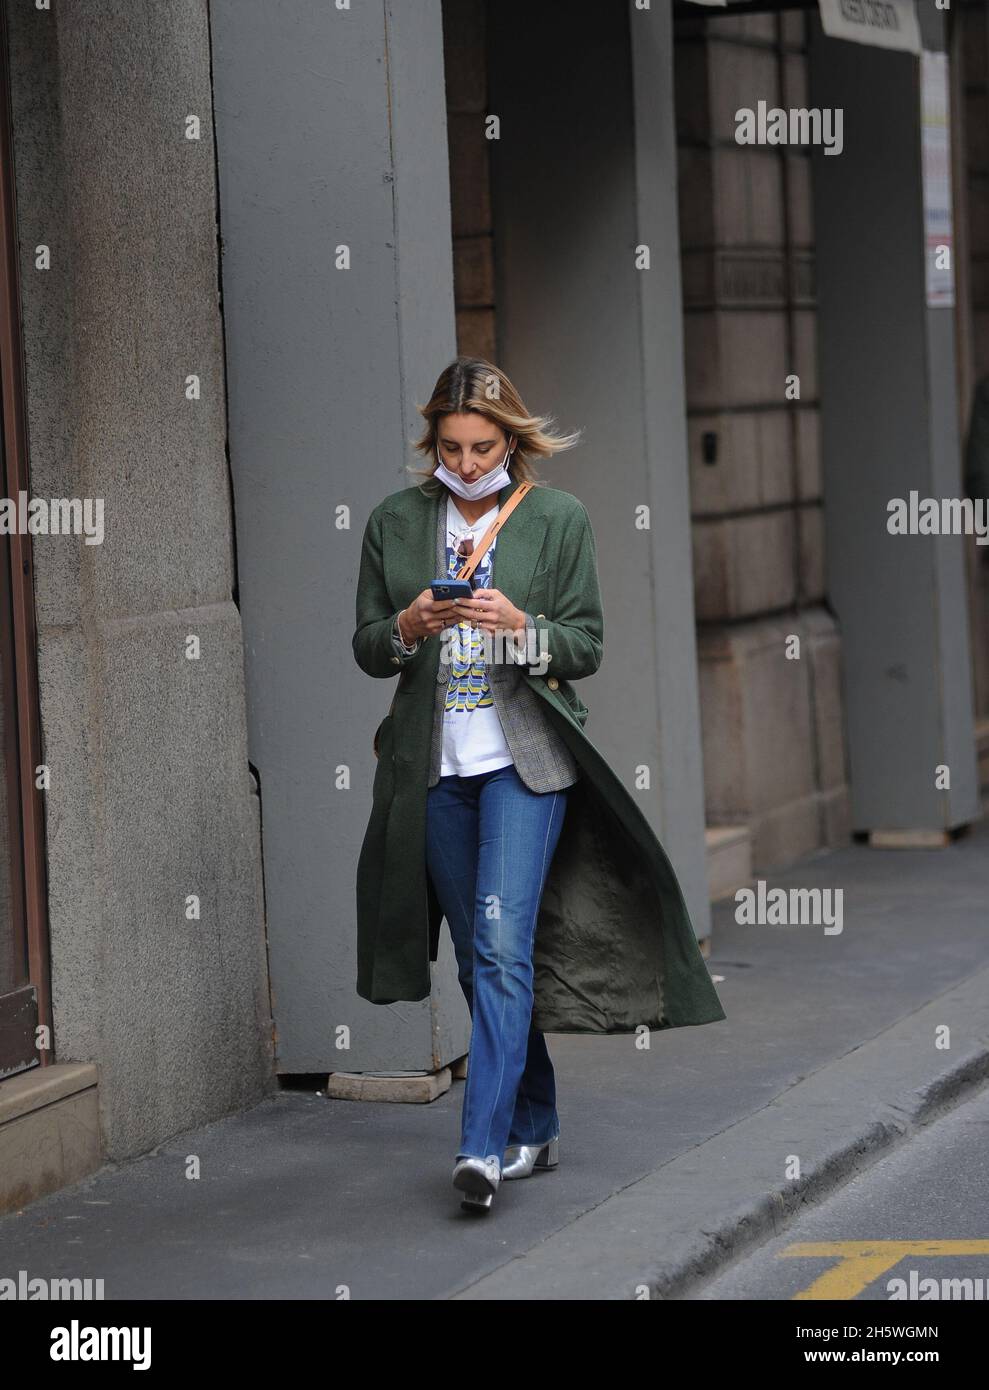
[809, 12, 980, 835]
[209, 0, 466, 1070]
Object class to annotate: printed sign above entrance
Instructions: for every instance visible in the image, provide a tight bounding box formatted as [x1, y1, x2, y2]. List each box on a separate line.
[817, 0, 921, 53]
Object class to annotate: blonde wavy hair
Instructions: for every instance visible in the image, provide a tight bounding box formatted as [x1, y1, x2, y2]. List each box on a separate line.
[408, 356, 581, 496]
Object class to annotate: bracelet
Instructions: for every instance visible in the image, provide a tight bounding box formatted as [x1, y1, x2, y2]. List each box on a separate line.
[394, 611, 419, 652]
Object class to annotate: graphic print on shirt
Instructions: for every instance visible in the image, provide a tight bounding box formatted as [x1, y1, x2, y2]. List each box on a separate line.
[444, 526, 495, 714]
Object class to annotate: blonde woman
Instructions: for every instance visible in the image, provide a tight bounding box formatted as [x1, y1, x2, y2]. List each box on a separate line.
[353, 356, 725, 1214]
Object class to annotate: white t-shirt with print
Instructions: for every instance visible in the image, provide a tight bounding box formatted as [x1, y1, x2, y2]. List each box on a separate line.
[439, 495, 515, 778]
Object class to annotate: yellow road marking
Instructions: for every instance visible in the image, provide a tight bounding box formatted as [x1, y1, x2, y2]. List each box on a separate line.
[780, 1240, 989, 1300]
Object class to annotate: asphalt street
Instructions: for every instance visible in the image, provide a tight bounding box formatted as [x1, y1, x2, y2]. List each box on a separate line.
[691, 1081, 989, 1301]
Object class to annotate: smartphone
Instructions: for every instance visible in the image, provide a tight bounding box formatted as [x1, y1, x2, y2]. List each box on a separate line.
[430, 578, 474, 601]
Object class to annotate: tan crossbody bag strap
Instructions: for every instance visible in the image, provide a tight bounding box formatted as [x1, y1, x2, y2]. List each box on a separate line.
[455, 481, 534, 581]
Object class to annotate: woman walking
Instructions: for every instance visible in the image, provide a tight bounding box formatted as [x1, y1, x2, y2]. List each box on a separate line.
[353, 356, 726, 1214]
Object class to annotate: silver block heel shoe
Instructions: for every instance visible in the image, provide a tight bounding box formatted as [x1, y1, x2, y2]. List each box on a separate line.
[501, 1135, 560, 1180]
[452, 1154, 501, 1212]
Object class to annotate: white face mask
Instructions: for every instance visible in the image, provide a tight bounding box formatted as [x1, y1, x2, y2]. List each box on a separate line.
[434, 440, 514, 500]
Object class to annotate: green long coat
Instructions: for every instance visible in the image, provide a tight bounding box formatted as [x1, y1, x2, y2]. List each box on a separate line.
[353, 479, 727, 1036]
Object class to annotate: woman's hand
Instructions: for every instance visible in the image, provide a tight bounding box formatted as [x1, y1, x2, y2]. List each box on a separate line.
[451, 588, 526, 636]
[398, 589, 459, 641]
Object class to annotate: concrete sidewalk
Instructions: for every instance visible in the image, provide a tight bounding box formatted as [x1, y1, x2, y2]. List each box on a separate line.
[2, 817, 989, 1300]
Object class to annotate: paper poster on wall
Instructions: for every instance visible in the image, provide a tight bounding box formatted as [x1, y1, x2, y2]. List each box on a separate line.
[921, 49, 955, 309]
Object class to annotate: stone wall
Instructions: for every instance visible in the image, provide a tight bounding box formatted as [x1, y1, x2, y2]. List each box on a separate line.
[675, 10, 850, 869]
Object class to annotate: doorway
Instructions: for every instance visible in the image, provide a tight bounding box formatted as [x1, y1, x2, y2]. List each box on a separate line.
[0, 8, 51, 1081]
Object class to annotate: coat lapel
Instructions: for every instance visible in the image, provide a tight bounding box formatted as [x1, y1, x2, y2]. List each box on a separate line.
[435, 494, 446, 577]
[381, 489, 441, 611]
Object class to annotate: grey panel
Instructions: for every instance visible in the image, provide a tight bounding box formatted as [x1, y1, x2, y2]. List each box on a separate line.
[210, 0, 465, 1068]
[808, 12, 978, 830]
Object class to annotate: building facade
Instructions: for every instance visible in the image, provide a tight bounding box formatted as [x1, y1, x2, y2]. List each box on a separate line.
[1, 0, 985, 1212]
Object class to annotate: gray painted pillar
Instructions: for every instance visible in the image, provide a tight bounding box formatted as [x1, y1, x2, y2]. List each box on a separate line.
[209, 0, 466, 1070]
[809, 13, 980, 834]
[489, 2, 712, 937]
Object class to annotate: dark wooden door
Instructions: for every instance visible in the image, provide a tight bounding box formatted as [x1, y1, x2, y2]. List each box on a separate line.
[0, 6, 51, 1079]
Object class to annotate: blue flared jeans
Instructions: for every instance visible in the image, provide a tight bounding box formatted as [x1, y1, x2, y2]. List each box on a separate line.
[425, 762, 569, 1164]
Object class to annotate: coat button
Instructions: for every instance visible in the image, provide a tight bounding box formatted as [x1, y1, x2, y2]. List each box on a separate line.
[390, 656, 401, 665]
[536, 613, 546, 620]
[547, 677, 559, 690]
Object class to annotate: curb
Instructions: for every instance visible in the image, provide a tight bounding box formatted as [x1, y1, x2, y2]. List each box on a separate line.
[449, 965, 989, 1300]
